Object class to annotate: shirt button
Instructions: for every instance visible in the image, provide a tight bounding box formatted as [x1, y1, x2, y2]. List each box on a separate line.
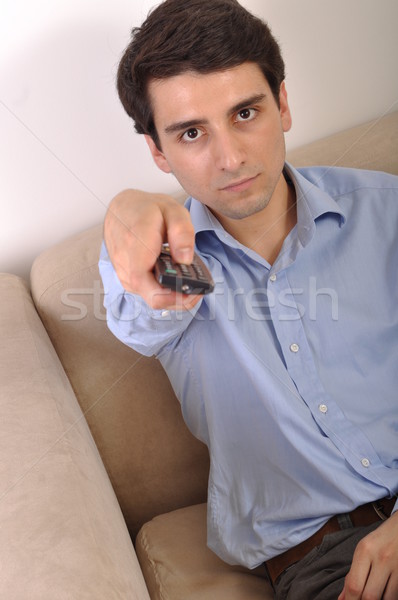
[361, 458, 370, 468]
[269, 274, 277, 282]
[290, 343, 299, 353]
[319, 404, 328, 414]
[161, 310, 170, 318]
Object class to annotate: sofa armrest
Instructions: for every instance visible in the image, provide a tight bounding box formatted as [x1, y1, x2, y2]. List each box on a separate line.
[0, 274, 150, 599]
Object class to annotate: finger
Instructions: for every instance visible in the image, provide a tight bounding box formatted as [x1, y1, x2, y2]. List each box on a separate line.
[117, 269, 167, 301]
[146, 289, 203, 311]
[341, 549, 371, 599]
[108, 214, 165, 291]
[122, 270, 202, 311]
[359, 552, 398, 600]
[104, 190, 166, 270]
[166, 293, 203, 312]
[161, 202, 195, 263]
[384, 572, 398, 600]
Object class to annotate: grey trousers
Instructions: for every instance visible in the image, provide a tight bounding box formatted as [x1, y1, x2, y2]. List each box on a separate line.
[273, 521, 381, 600]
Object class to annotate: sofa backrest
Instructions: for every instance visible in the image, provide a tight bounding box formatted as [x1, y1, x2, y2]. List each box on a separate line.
[30, 111, 398, 537]
[31, 225, 210, 538]
[286, 110, 398, 174]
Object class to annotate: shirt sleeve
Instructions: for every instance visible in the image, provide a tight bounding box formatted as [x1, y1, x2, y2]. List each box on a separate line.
[98, 241, 202, 357]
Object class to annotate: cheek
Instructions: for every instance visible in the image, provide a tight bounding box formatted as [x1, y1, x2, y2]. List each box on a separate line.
[172, 156, 211, 191]
[257, 123, 286, 160]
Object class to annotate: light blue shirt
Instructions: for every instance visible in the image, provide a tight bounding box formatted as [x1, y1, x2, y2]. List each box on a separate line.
[99, 164, 398, 569]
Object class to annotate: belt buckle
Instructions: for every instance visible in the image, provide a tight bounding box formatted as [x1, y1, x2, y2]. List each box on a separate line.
[371, 501, 388, 521]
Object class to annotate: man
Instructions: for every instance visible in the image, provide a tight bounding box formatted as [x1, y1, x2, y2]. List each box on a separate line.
[99, 1, 398, 598]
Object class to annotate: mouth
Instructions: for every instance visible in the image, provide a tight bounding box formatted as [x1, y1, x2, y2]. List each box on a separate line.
[219, 174, 259, 193]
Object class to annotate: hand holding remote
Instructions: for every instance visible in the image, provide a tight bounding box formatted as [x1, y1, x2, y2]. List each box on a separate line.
[154, 243, 214, 295]
[104, 189, 203, 310]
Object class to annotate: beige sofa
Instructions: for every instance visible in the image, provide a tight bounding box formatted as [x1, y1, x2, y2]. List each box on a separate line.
[1, 111, 397, 600]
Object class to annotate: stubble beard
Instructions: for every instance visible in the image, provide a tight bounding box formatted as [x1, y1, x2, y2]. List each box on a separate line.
[210, 181, 278, 222]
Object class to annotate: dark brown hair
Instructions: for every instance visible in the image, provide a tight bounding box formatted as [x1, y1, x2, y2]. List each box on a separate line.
[117, 0, 285, 148]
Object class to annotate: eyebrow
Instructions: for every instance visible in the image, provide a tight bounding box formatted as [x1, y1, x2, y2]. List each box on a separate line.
[163, 93, 267, 135]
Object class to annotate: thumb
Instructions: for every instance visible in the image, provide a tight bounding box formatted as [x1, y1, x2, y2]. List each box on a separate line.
[162, 202, 196, 264]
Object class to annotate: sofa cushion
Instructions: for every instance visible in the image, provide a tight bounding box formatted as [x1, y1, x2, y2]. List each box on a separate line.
[135, 503, 273, 600]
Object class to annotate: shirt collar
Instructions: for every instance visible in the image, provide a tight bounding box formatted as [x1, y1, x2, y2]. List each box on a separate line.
[284, 162, 347, 247]
[185, 162, 347, 246]
[186, 195, 221, 235]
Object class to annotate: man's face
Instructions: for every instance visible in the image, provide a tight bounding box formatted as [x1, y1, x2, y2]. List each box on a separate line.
[145, 62, 292, 227]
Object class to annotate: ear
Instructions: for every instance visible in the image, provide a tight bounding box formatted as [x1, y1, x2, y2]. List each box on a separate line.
[279, 82, 292, 133]
[144, 135, 172, 174]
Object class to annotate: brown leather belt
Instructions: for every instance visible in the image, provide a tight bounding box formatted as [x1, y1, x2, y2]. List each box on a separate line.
[265, 497, 395, 585]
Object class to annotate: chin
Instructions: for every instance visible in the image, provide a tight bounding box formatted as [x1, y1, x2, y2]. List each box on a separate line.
[222, 195, 272, 220]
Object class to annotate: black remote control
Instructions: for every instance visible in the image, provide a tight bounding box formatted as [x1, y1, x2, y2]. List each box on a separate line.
[154, 243, 214, 295]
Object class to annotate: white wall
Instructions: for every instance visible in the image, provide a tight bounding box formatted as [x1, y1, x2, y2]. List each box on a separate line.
[1, 0, 397, 279]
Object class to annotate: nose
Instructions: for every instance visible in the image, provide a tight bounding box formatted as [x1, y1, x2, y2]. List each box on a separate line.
[212, 130, 246, 172]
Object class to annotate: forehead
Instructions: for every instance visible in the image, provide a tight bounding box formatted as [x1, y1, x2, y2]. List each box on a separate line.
[148, 62, 272, 129]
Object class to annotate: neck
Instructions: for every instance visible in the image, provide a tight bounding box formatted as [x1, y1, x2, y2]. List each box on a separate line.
[217, 173, 297, 264]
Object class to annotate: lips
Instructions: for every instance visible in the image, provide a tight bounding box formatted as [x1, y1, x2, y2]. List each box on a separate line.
[220, 174, 259, 193]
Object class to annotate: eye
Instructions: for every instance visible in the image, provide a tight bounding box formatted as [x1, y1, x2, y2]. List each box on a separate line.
[181, 128, 203, 143]
[236, 108, 257, 122]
